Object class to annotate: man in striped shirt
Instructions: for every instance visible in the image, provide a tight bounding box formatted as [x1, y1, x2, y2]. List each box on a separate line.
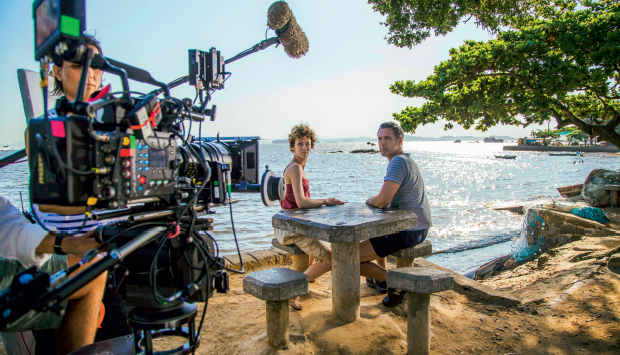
[359, 121, 432, 307]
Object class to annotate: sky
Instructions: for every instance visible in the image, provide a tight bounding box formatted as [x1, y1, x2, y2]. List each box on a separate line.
[0, 0, 549, 145]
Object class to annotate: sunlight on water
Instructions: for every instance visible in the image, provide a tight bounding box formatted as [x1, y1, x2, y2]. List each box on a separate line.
[1, 141, 618, 271]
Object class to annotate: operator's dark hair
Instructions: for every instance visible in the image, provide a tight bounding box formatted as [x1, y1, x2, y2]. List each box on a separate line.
[288, 123, 317, 152]
[51, 34, 103, 97]
[378, 121, 404, 140]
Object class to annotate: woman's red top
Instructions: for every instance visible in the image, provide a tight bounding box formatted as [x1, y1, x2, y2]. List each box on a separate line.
[280, 178, 310, 209]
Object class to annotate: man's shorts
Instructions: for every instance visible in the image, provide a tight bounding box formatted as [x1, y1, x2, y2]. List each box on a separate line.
[369, 229, 428, 259]
[0, 255, 68, 332]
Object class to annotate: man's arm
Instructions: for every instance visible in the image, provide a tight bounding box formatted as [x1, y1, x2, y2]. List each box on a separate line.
[0, 196, 99, 268]
[35, 230, 99, 256]
[365, 180, 400, 209]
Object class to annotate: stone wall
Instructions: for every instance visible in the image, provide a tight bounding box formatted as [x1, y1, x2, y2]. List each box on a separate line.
[223, 247, 293, 271]
[525, 208, 606, 253]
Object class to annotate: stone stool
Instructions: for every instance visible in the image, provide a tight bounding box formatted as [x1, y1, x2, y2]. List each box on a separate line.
[387, 267, 454, 355]
[392, 240, 432, 268]
[243, 268, 309, 348]
[271, 238, 309, 273]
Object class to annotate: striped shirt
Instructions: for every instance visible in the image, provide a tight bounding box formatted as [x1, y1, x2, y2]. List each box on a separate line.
[32, 204, 125, 234]
[384, 153, 432, 231]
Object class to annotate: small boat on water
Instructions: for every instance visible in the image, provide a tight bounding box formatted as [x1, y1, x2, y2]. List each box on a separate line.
[494, 154, 517, 159]
[0, 146, 10, 152]
[454, 140, 461, 143]
[557, 184, 583, 198]
[549, 152, 580, 156]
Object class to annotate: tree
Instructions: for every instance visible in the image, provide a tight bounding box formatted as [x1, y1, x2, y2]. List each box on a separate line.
[368, 0, 577, 48]
[558, 126, 589, 142]
[531, 129, 558, 139]
[385, 1, 620, 147]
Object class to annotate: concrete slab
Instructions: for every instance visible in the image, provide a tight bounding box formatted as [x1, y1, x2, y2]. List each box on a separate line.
[387, 267, 454, 294]
[223, 253, 256, 271]
[243, 268, 309, 301]
[248, 249, 286, 269]
[272, 202, 417, 243]
[392, 240, 432, 258]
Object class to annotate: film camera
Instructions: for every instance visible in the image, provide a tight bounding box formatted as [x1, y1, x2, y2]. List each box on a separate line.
[0, 0, 293, 353]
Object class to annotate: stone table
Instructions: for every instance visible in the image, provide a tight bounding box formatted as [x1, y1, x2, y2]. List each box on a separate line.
[272, 202, 417, 323]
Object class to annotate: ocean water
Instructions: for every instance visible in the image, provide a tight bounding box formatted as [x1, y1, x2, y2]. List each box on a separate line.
[1, 141, 618, 272]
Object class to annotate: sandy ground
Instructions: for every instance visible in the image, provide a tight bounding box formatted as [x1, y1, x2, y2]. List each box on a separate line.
[2, 237, 619, 354]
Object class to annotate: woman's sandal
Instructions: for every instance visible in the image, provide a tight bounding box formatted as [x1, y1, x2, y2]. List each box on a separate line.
[289, 297, 303, 310]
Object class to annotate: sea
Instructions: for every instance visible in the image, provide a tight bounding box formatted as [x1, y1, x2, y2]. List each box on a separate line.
[1, 141, 618, 273]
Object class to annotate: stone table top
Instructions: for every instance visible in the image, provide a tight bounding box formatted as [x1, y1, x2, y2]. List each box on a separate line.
[272, 202, 418, 243]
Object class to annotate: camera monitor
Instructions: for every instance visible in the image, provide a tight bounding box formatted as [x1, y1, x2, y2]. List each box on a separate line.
[33, 0, 85, 61]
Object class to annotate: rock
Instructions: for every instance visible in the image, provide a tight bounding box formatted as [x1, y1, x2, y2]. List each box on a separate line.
[537, 253, 550, 268]
[548, 225, 558, 236]
[596, 257, 609, 266]
[582, 169, 620, 206]
[557, 235, 570, 245]
[542, 235, 557, 249]
[349, 149, 379, 154]
[608, 254, 620, 273]
[559, 224, 577, 234]
[548, 249, 558, 257]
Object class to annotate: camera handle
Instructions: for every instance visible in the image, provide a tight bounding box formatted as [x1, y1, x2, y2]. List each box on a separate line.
[38, 226, 167, 310]
[0, 226, 167, 331]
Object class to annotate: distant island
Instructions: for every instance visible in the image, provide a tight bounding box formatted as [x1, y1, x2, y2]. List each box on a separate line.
[270, 135, 517, 143]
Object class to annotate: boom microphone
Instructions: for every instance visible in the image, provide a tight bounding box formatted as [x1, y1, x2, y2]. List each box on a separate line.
[267, 1, 309, 58]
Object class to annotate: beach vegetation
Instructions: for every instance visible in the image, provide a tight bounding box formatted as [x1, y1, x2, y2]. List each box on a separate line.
[372, 0, 620, 147]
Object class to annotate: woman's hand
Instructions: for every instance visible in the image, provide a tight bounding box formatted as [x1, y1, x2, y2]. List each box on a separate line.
[324, 198, 345, 206]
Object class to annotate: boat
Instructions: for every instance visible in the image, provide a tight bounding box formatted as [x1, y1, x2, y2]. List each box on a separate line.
[484, 136, 504, 143]
[454, 140, 461, 143]
[494, 155, 516, 159]
[548, 152, 580, 156]
[0, 146, 10, 152]
[557, 184, 583, 198]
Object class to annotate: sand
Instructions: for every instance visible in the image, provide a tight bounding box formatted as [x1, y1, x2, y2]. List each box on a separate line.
[2, 232, 620, 354]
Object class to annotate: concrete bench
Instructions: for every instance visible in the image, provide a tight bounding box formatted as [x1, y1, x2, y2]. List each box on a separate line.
[243, 268, 309, 348]
[387, 267, 454, 355]
[605, 184, 620, 207]
[271, 238, 309, 273]
[392, 240, 432, 268]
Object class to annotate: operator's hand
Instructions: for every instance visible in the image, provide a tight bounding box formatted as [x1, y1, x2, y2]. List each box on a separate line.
[63, 230, 104, 256]
[37, 230, 104, 257]
[324, 198, 345, 206]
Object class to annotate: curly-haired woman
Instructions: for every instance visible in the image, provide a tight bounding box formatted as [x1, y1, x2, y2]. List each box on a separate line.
[274, 123, 344, 310]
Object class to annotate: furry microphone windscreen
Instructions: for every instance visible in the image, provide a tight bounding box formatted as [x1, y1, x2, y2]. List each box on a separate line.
[267, 1, 309, 58]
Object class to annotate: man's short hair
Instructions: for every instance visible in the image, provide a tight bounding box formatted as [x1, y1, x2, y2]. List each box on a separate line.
[378, 121, 404, 140]
[52, 34, 103, 97]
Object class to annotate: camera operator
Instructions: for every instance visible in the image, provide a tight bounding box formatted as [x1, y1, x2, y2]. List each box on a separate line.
[0, 196, 107, 355]
[15, 34, 130, 354]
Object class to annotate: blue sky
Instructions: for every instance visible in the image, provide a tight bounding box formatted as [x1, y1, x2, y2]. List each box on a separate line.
[0, 0, 546, 145]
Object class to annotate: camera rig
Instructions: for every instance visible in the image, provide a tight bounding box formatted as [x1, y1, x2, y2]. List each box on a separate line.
[0, 0, 299, 354]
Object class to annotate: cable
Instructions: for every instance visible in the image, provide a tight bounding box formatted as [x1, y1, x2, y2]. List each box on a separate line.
[20, 332, 32, 355]
[227, 191, 245, 273]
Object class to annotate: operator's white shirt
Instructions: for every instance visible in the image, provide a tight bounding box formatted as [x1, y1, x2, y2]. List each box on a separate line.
[0, 195, 50, 269]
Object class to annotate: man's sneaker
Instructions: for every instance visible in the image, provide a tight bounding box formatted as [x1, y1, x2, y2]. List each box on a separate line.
[365, 278, 388, 294]
[382, 288, 407, 307]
